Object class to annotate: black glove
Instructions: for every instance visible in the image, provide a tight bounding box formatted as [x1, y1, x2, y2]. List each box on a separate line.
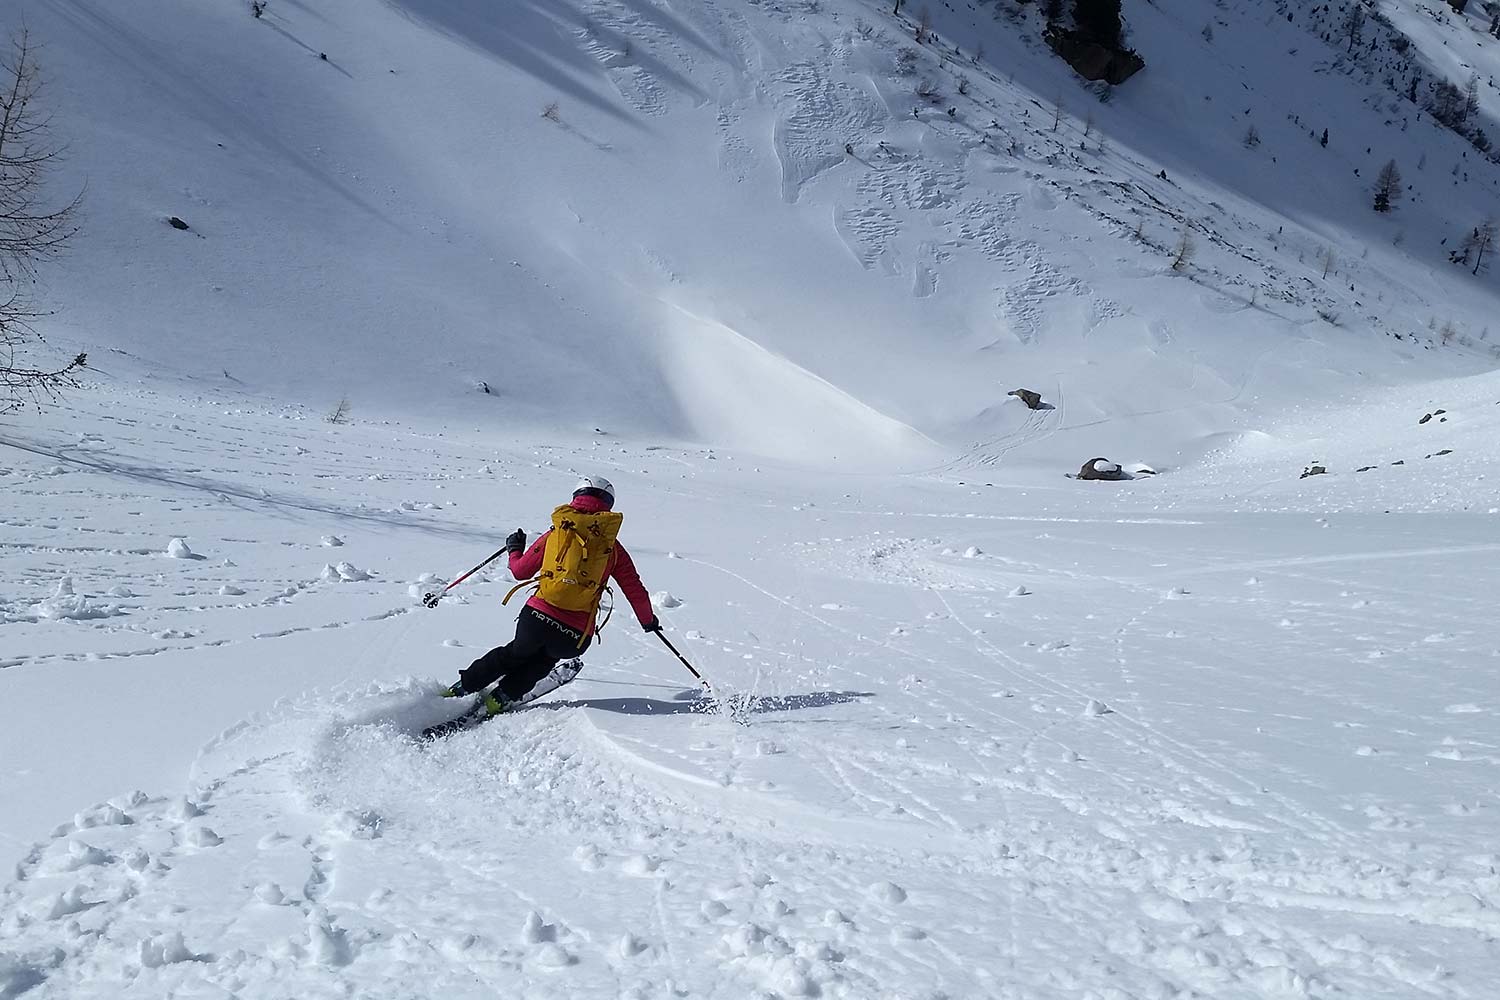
[505, 528, 527, 554]
[642, 616, 663, 633]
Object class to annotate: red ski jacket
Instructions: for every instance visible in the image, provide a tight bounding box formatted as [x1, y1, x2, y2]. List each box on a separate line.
[508, 495, 654, 636]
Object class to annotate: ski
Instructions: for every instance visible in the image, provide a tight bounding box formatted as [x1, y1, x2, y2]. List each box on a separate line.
[420, 705, 488, 741]
[421, 659, 583, 741]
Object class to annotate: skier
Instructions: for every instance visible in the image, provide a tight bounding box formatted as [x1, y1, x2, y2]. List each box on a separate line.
[440, 475, 660, 718]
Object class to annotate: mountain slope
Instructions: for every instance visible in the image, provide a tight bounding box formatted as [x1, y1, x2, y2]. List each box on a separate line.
[6, 0, 1497, 469]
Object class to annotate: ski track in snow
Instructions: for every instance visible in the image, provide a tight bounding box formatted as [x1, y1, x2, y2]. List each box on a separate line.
[3, 391, 1500, 997]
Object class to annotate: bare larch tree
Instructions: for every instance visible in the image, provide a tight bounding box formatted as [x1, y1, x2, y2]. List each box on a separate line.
[2, 29, 84, 412]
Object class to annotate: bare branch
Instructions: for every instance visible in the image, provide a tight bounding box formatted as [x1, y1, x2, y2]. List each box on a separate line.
[0, 27, 85, 409]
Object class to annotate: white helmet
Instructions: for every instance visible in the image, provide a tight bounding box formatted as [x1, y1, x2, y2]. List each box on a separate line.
[572, 475, 616, 506]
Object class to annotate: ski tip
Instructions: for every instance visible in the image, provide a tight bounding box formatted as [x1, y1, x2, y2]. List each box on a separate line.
[419, 711, 482, 741]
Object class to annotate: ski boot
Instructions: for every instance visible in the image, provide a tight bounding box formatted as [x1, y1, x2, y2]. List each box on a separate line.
[479, 691, 512, 718]
[444, 680, 510, 716]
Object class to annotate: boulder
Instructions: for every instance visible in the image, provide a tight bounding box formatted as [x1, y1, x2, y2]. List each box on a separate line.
[1077, 458, 1126, 481]
[1008, 388, 1044, 410]
[1299, 464, 1327, 479]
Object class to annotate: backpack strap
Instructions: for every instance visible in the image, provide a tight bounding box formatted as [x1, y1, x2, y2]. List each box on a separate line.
[589, 585, 615, 646]
[502, 577, 538, 605]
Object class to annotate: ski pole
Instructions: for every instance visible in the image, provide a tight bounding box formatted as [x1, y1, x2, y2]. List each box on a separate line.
[422, 545, 509, 608]
[652, 630, 713, 694]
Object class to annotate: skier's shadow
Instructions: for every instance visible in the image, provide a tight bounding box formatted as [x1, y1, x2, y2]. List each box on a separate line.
[542, 690, 874, 717]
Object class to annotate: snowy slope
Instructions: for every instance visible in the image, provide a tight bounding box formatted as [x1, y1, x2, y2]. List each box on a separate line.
[918, 0, 1500, 341]
[5, 0, 1500, 996]
[8, 0, 1499, 470]
[3, 385, 1500, 997]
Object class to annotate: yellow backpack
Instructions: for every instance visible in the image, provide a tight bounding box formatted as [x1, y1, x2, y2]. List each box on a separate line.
[506, 505, 624, 622]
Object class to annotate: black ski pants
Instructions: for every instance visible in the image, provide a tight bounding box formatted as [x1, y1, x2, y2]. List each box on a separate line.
[460, 606, 592, 701]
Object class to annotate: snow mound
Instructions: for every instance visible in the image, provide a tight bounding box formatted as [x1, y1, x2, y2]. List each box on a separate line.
[253, 881, 286, 905]
[165, 538, 198, 559]
[138, 931, 198, 968]
[867, 881, 908, 905]
[30, 577, 122, 622]
[321, 562, 373, 583]
[167, 797, 203, 821]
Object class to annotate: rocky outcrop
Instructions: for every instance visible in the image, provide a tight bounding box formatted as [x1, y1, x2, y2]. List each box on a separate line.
[1008, 388, 1043, 410]
[1045, 27, 1144, 86]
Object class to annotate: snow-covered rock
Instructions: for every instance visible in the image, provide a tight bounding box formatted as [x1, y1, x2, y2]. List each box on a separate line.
[1077, 458, 1126, 481]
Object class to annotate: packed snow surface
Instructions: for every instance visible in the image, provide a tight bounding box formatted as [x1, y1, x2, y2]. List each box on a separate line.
[3, 384, 1499, 998]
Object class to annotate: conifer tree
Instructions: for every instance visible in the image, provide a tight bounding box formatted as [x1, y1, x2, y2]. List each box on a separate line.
[1373, 159, 1402, 212]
